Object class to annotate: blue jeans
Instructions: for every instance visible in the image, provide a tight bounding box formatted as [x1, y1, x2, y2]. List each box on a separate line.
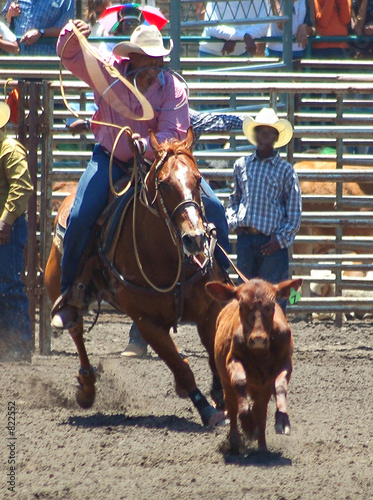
[236, 232, 289, 311]
[0, 214, 31, 343]
[201, 178, 230, 269]
[61, 144, 125, 292]
[311, 47, 348, 60]
[61, 145, 231, 292]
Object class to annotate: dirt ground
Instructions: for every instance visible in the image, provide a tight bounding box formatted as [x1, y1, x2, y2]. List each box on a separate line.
[1, 310, 372, 500]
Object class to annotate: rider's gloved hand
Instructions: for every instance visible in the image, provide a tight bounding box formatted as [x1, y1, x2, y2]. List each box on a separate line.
[126, 131, 147, 156]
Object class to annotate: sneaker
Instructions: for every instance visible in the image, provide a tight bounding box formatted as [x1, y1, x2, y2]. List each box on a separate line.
[121, 342, 147, 358]
[51, 304, 78, 330]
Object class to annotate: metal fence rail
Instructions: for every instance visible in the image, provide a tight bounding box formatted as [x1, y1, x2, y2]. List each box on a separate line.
[3, 68, 373, 352]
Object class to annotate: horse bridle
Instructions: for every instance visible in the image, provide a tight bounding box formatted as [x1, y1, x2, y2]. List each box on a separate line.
[144, 150, 207, 249]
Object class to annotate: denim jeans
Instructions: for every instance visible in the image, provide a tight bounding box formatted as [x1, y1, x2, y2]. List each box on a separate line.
[0, 214, 31, 343]
[200, 178, 230, 269]
[61, 144, 231, 292]
[61, 144, 125, 292]
[236, 232, 289, 312]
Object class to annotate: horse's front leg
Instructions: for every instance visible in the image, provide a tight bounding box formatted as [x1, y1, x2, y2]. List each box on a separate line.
[69, 317, 96, 409]
[137, 317, 218, 426]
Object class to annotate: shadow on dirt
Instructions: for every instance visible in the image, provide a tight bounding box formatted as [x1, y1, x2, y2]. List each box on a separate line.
[62, 412, 206, 433]
[224, 449, 292, 467]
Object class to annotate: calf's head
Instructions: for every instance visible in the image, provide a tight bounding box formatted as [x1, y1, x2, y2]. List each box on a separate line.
[206, 278, 302, 350]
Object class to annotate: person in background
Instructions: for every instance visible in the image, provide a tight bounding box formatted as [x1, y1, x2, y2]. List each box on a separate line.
[85, 0, 113, 53]
[110, 4, 144, 37]
[2, 0, 75, 55]
[311, 0, 351, 59]
[0, 102, 33, 362]
[199, 0, 269, 57]
[226, 107, 302, 313]
[267, 0, 316, 59]
[350, 0, 373, 58]
[0, 18, 19, 54]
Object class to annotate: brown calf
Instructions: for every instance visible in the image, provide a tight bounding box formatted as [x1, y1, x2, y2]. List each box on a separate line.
[206, 278, 302, 454]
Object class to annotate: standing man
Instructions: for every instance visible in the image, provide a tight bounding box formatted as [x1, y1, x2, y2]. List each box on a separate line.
[0, 102, 33, 361]
[227, 107, 302, 311]
[2, 0, 75, 55]
[51, 21, 229, 329]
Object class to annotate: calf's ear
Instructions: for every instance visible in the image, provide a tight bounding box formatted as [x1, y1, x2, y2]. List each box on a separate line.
[205, 281, 237, 302]
[276, 278, 303, 300]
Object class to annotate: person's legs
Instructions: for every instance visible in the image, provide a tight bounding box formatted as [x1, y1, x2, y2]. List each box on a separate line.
[236, 232, 259, 281]
[201, 177, 230, 269]
[0, 215, 31, 359]
[53, 145, 124, 328]
[258, 246, 289, 313]
[61, 144, 124, 293]
[121, 322, 148, 357]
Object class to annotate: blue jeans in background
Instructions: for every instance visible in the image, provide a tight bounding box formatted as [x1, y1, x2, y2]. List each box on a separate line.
[0, 214, 31, 345]
[61, 145, 231, 293]
[236, 232, 289, 312]
[201, 178, 230, 269]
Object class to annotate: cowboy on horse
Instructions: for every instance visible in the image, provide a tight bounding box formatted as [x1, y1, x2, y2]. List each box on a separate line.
[51, 20, 230, 329]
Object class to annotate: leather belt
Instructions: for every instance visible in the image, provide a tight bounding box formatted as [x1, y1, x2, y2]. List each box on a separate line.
[100, 145, 133, 174]
[236, 226, 263, 235]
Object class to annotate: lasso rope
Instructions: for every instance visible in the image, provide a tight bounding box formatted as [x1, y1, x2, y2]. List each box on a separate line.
[132, 153, 183, 293]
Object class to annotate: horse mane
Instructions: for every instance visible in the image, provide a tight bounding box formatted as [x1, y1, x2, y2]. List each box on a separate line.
[159, 138, 195, 163]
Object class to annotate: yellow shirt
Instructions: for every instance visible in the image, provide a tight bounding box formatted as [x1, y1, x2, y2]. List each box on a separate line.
[0, 136, 34, 224]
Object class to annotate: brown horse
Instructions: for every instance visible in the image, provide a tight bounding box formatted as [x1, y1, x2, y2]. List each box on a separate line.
[45, 128, 225, 426]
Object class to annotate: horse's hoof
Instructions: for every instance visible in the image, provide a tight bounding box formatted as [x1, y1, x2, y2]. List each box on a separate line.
[208, 410, 229, 427]
[76, 385, 95, 409]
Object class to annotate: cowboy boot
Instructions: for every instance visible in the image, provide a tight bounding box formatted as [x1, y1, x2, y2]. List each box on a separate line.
[121, 323, 148, 357]
[51, 289, 79, 330]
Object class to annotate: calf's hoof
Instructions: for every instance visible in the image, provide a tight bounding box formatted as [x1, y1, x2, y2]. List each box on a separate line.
[275, 410, 291, 435]
[229, 430, 242, 455]
[210, 375, 225, 411]
[239, 409, 257, 440]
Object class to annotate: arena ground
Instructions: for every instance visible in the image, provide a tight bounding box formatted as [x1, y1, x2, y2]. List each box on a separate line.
[1, 311, 372, 499]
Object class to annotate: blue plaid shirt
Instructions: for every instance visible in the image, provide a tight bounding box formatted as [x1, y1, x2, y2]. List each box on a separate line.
[189, 109, 244, 140]
[2, 0, 74, 55]
[227, 151, 302, 248]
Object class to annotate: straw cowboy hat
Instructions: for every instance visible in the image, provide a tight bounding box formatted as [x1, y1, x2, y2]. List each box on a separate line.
[242, 107, 293, 148]
[0, 102, 11, 128]
[113, 24, 173, 58]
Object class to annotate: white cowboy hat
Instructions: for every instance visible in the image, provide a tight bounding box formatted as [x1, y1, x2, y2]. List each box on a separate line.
[0, 102, 11, 128]
[242, 107, 293, 148]
[113, 24, 173, 58]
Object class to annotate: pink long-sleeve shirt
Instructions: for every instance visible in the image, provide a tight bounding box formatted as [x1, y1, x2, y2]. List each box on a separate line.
[57, 24, 190, 162]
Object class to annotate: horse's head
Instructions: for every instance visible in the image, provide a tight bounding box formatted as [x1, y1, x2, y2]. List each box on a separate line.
[147, 127, 207, 256]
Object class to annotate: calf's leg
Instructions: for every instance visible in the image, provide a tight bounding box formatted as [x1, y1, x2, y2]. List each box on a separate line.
[226, 358, 256, 449]
[222, 384, 241, 454]
[274, 368, 291, 435]
[251, 392, 271, 450]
